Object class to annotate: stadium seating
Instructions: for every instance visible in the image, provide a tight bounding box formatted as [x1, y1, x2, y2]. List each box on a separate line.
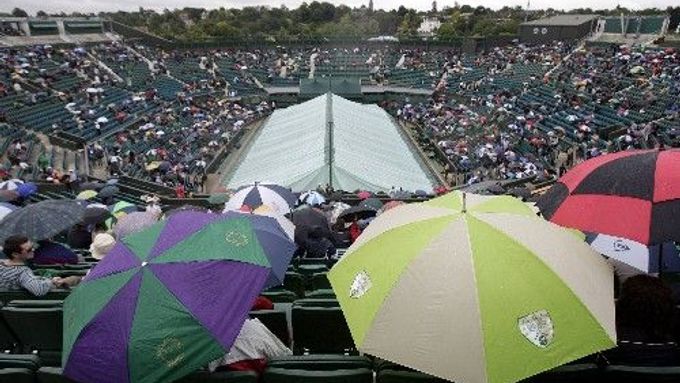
[262, 367, 373, 383]
[291, 306, 354, 354]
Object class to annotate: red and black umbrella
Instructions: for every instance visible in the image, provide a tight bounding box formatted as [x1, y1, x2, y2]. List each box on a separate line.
[537, 149, 680, 245]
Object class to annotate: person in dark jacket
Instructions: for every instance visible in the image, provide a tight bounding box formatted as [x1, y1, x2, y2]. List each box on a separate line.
[303, 226, 336, 259]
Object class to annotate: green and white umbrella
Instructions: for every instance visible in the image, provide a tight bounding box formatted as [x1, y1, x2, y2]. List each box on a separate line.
[328, 192, 616, 383]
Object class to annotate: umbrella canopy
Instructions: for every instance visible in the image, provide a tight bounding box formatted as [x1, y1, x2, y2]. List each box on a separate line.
[252, 205, 295, 241]
[16, 182, 37, 198]
[80, 181, 105, 191]
[298, 191, 326, 206]
[165, 205, 209, 217]
[76, 190, 98, 201]
[536, 149, 680, 246]
[83, 205, 113, 226]
[207, 193, 231, 205]
[290, 205, 331, 245]
[378, 201, 405, 215]
[226, 183, 296, 214]
[98, 185, 120, 199]
[110, 201, 138, 218]
[338, 205, 378, 221]
[329, 192, 616, 383]
[114, 212, 159, 239]
[359, 198, 383, 211]
[329, 202, 351, 225]
[0, 200, 86, 242]
[63, 213, 277, 383]
[0, 202, 18, 222]
[357, 191, 373, 200]
[221, 210, 296, 287]
[0, 179, 23, 191]
[586, 233, 680, 273]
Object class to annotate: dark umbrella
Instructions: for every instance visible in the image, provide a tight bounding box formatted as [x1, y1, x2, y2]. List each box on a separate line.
[507, 187, 532, 201]
[290, 205, 331, 246]
[80, 181, 105, 191]
[98, 185, 120, 199]
[158, 161, 172, 172]
[0, 200, 86, 242]
[487, 183, 506, 195]
[338, 205, 379, 221]
[359, 198, 383, 211]
[82, 205, 113, 225]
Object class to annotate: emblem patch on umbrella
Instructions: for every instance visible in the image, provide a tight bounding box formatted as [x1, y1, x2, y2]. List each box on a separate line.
[613, 239, 630, 252]
[350, 270, 372, 299]
[225, 231, 249, 247]
[518, 310, 554, 348]
[156, 337, 185, 368]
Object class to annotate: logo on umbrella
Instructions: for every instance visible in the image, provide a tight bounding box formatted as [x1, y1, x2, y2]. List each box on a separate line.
[350, 270, 372, 299]
[155, 337, 185, 368]
[518, 310, 554, 348]
[613, 239, 631, 252]
[225, 231, 249, 247]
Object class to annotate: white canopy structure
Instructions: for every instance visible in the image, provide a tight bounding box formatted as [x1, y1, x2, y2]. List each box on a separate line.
[225, 93, 436, 192]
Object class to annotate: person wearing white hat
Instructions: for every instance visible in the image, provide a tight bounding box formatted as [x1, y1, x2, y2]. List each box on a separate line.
[89, 233, 116, 260]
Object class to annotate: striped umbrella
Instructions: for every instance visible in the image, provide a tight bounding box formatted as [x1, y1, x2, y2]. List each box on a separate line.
[63, 213, 285, 383]
[225, 183, 296, 214]
[298, 191, 326, 206]
[0, 179, 23, 191]
[329, 192, 616, 383]
[537, 149, 680, 272]
[0, 200, 86, 242]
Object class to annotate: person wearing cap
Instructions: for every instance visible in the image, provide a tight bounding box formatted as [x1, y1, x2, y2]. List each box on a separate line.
[89, 233, 116, 260]
[0, 235, 76, 296]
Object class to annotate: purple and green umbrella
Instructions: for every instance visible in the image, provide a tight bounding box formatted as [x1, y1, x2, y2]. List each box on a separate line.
[63, 211, 293, 383]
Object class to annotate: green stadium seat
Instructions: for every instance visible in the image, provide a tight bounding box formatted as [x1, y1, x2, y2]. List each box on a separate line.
[310, 273, 331, 291]
[0, 305, 18, 353]
[261, 290, 298, 303]
[35, 367, 77, 383]
[291, 306, 354, 354]
[0, 368, 34, 383]
[249, 309, 290, 347]
[0, 289, 70, 304]
[1, 307, 62, 365]
[6, 300, 63, 308]
[284, 273, 306, 298]
[304, 289, 336, 299]
[296, 264, 329, 277]
[268, 355, 372, 371]
[262, 367, 372, 383]
[293, 299, 339, 308]
[0, 354, 40, 371]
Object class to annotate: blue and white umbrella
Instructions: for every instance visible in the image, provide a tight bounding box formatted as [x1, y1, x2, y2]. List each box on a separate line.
[0, 203, 17, 222]
[586, 233, 680, 273]
[0, 179, 23, 191]
[225, 182, 296, 214]
[298, 190, 326, 206]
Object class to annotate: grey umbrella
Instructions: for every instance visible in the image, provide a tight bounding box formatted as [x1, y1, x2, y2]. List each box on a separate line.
[0, 200, 86, 242]
[98, 185, 120, 199]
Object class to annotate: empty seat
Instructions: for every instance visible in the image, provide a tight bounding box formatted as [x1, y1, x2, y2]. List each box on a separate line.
[268, 354, 372, 371]
[284, 273, 306, 298]
[291, 306, 354, 354]
[0, 289, 70, 304]
[0, 354, 40, 371]
[263, 367, 372, 383]
[2, 306, 62, 365]
[0, 368, 34, 383]
[293, 299, 339, 308]
[260, 290, 298, 303]
[305, 289, 336, 299]
[250, 309, 290, 347]
[7, 300, 63, 308]
[310, 273, 331, 291]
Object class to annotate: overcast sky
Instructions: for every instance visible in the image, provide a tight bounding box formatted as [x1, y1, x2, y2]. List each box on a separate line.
[3, 0, 675, 15]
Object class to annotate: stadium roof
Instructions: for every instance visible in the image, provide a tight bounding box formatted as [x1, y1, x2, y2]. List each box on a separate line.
[225, 93, 436, 192]
[521, 14, 598, 26]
